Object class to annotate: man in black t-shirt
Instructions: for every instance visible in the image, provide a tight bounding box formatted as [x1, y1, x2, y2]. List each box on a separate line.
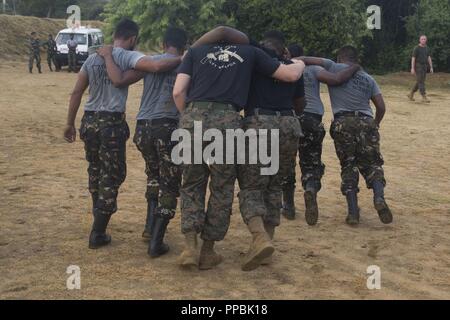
[173, 26, 305, 271]
[237, 31, 306, 270]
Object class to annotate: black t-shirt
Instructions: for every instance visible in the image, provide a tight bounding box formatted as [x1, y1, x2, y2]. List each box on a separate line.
[177, 44, 280, 109]
[246, 49, 305, 112]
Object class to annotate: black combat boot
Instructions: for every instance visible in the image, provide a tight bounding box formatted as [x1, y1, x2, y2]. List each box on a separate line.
[372, 181, 393, 224]
[345, 190, 360, 226]
[304, 181, 319, 226]
[281, 187, 296, 220]
[29, 68, 32, 73]
[38, 66, 42, 74]
[89, 213, 112, 249]
[142, 199, 157, 239]
[148, 213, 170, 258]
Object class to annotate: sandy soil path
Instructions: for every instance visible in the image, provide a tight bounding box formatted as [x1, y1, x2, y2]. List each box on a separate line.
[1, 61, 449, 299]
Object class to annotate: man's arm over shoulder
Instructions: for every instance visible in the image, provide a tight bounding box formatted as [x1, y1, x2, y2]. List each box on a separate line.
[173, 73, 191, 112]
[191, 26, 250, 47]
[253, 48, 304, 82]
[316, 64, 360, 86]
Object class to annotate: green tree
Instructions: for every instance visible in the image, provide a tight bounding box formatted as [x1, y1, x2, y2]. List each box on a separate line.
[406, 0, 450, 71]
[102, 0, 235, 50]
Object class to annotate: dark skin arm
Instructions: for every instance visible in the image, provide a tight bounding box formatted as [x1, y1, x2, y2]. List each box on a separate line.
[293, 97, 306, 116]
[191, 26, 250, 47]
[316, 64, 360, 86]
[97, 45, 182, 77]
[64, 71, 89, 142]
[296, 56, 360, 86]
[371, 94, 386, 126]
[101, 52, 145, 88]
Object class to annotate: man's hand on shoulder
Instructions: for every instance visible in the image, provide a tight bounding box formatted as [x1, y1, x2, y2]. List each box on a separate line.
[97, 45, 114, 58]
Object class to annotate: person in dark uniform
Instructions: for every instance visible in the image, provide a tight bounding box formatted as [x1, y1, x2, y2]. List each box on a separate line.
[98, 27, 188, 258]
[64, 19, 182, 250]
[237, 31, 306, 270]
[28, 32, 42, 74]
[173, 26, 305, 270]
[44, 34, 57, 72]
[408, 35, 433, 103]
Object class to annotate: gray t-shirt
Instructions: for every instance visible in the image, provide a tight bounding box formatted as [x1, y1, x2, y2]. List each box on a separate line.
[327, 62, 381, 117]
[137, 53, 179, 121]
[81, 47, 145, 113]
[303, 59, 333, 115]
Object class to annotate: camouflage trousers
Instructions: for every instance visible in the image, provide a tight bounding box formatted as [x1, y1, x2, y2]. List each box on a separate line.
[412, 63, 428, 96]
[79, 112, 130, 216]
[179, 102, 241, 241]
[238, 114, 302, 227]
[330, 114, 386, 195]
[134, 119, 182, 219]
[68, 50, 77, 71]
[28, 51, 41, 71]
[47, 52, 56, 69]
[297, 112, 326, 191]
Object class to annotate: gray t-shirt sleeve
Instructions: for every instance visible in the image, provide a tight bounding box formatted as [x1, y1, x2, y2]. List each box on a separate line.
[310, 65, 325, 78]
[371, 78, 381, 97]
[321, 58, 335, 70]
[115, 49, 146, 70]
[80, 54, 95, 75]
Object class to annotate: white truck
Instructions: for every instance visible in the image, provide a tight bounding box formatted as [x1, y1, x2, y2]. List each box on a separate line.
[54, 27, 104, 70]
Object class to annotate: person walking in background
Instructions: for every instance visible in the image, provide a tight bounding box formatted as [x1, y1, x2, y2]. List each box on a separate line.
[408, 35, 433, 103]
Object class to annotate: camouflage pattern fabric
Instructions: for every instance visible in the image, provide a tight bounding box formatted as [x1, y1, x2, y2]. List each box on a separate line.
[29, 39, 41, 71]
[298, 113, 326, 191]
[238, 114, 302, 227]
[79, 112, 130, 216]
[134, 120, 182, 219]
[330, 115, 386, 195]
[179, 102, 241, 241]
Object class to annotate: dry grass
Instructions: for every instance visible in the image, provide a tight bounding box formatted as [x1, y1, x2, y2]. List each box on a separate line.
[0, 59, 449, 300]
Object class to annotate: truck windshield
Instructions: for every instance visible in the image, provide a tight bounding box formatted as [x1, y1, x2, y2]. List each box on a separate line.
[56, 33, 87, 45]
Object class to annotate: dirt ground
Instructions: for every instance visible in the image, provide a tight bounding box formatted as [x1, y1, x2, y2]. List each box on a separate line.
[0, 61, 449, 300]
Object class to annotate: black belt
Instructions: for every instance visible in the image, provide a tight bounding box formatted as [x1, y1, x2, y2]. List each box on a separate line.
[245, 108, 295, 118]
[334, 111, 372, 119]
[137, 118, 178, 126]
[84, 111, 125, 120]
[301, 112, 323, 121]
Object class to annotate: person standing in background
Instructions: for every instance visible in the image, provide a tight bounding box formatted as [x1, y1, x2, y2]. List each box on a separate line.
[67, 34, 78, 73]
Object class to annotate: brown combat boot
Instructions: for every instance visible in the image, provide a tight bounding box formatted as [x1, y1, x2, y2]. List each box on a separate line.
[241, 217, 275, 271]
[407, 92, 415, 101]
[422, 95, 431, 103]
[260, 224, 275, 266]
[178, 231, 198, 269]
[199, 240, 223, 270]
